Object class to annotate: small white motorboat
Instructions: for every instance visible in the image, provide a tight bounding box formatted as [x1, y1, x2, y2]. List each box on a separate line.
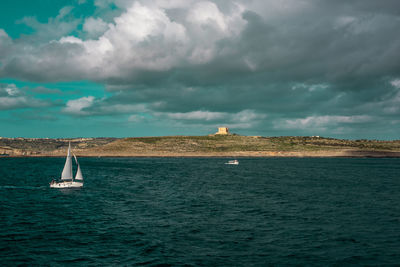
[225, 159, 239, 165]
[50, 142, 84, 188]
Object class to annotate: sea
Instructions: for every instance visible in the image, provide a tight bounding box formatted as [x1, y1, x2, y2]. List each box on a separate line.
[0, 157, 399, 266]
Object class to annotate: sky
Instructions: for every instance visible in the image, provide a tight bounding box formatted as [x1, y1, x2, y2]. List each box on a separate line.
[0, 0, 400, 139]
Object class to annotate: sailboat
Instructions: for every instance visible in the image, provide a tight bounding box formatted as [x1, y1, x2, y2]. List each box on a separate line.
[50, 142, 84, 188]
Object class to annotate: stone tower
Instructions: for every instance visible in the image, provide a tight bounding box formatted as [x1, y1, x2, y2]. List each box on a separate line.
[216, 127, 229, 135]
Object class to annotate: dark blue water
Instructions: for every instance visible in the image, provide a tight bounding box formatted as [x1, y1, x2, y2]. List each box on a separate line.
[1, 157, 399, 266]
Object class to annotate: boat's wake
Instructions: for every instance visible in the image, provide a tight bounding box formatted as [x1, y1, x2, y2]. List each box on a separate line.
[0, 185, 48, 190]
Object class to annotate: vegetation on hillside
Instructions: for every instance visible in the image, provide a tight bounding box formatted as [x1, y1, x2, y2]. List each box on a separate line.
[1, 135, 399, 156]
[0, 138, 116, 155]
[108, 135, 400, 153]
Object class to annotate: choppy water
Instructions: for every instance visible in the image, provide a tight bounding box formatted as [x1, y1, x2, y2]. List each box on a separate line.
[0, 157, 399, 266]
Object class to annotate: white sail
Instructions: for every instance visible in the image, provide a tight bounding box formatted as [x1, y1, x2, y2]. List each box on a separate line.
[73, 154, 83, 180]
[61, 142, 73, 180]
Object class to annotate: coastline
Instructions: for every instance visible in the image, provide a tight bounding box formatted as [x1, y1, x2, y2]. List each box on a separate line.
[1, 135, 400, 158]
[2, 150, 400, 158]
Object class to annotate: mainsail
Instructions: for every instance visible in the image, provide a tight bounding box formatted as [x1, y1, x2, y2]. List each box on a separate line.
[73, 154, 83, 180]
[61, 142, 73, 180]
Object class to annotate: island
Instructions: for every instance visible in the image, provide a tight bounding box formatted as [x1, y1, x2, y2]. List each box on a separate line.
[1, 134, 400, 158]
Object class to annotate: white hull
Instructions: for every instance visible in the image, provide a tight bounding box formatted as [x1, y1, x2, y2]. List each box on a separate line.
[50, 181, 83, 188]
[225, 160, 239, 165]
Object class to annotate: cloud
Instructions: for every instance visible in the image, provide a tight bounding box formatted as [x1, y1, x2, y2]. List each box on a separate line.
[164, 110, 227, 121]
[1, 1, 399, 85]
[158, 109, 266, 129]
[128, 114, 147, 122]
[16, 7, 80, 42]
[62, 94, 148, 116]
[1, 84, 20, 97]
[391, 79, 400, 89]
[0, 83, 53, 110]
[0, 29, 12, 60]
[83, 17, 109, 38]
[0, 29, 10, 39]
[63, 96, 95, 115]
[0, 0, 400, 138]
[280, 115, 373, 130]
[0, 1, 246, 82]
[30, 86, 63, 95]
[274, 115, 379, 137]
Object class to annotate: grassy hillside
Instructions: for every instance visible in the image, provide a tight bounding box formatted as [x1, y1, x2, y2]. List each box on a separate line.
[1, 135, 400, 157]
[86, 135, 400, 156]
[0, 138, 116, 156]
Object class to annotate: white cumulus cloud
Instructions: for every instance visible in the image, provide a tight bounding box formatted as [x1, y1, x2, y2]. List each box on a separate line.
[83, 17, 109, 37]
[390, 79, 400, 89]
[164, 110, 226, 121]
[63, 96, 95, 115]
[280, 115, 373, 130]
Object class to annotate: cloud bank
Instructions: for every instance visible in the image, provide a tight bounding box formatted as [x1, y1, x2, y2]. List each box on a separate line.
[1, 0, 400, 138]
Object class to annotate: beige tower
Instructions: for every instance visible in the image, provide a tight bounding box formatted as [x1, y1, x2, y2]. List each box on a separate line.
[216, 127, 229, 135]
